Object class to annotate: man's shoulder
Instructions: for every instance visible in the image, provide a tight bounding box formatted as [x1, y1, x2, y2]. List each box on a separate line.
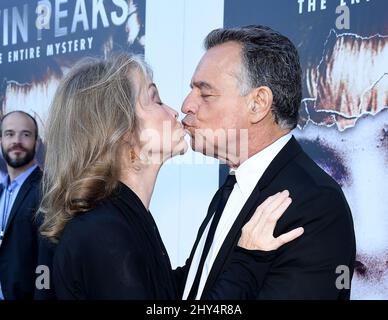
[19, 166, 43, 189]
[284, 147, 342, 191]
[260, 136, 341, 193]
[29, 166, 43, 183]
[275, 149, 351, 219]
[19, 167, 43, 202]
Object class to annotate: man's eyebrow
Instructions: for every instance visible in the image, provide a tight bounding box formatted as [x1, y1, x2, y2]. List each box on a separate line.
[4, 129, 32, 134]
[190, 81, 213, 90]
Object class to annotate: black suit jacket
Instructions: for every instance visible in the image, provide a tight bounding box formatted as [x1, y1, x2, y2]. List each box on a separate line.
[0, 166, 42, 300]
[182, 136, 356, 300]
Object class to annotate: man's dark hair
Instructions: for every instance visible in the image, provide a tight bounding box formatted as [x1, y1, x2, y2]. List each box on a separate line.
[0, 110, 39, 140]
[204, 25, 302, 129]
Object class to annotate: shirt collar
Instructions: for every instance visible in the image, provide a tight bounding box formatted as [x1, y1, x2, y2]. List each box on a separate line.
[1, 164, 38, 191]
[234, 133, 292, 199]
[1, 173, 9, 188]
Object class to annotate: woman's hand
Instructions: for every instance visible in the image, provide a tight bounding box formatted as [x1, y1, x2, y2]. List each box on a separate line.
[238, 190, 304, 251]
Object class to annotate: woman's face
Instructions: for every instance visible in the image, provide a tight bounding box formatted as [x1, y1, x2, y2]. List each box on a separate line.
[135, 80, 188, 164]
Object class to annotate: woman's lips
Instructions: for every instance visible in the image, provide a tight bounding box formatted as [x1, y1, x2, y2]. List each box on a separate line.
[183, 126, 194, 136]
[182, 117, 196, 136]
[182, 120, 194, 130]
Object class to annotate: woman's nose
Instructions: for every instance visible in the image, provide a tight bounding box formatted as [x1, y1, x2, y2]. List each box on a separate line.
[168, 106, 179, 119]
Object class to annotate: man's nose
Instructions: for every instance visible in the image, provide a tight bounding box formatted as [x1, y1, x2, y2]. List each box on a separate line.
[181, 92, 198, 115]
[13, 134, 23, 144]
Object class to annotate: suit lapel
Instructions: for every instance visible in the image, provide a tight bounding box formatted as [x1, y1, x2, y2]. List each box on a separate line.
[201, 136, 303, 296]
[3, 167, 41, 235]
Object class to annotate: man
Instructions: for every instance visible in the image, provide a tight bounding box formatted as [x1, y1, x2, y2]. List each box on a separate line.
[0, 111, 42, 300]
[181, 25, 356, 299]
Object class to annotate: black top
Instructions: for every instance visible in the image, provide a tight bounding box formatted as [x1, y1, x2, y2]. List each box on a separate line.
[53, 182, 178, 299]
[52, 182, 271, 300]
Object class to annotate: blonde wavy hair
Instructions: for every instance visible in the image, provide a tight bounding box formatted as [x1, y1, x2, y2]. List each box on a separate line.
[39, 53, 151, 243]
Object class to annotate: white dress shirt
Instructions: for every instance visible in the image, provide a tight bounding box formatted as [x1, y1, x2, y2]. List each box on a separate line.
[182, 133, 292, 300]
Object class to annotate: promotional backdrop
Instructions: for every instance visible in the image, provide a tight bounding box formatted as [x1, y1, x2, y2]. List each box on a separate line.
[224, 0, 388, 299]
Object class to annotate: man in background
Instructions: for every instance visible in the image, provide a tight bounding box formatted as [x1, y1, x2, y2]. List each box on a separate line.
[0, 111, 42, 300]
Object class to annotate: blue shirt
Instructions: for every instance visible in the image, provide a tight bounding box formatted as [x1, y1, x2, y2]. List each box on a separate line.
[0, 164, 38, 300]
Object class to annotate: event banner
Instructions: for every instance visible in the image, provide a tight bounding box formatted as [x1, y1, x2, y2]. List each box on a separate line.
[0, 0, 145, 169]
[224, 0, 388, 299]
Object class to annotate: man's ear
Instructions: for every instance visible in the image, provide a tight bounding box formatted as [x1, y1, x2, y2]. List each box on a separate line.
[247, 86, 273, 124]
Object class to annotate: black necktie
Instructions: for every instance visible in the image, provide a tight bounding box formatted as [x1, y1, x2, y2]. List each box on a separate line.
[187, 173, 237, 300]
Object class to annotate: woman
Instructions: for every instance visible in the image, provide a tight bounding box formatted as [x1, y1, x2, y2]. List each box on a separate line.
[39, 53, 303, 299]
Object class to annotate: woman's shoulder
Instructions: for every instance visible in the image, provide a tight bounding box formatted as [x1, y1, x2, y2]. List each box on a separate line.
[52, 198, 148, 299]
[57, 198, 128, 250]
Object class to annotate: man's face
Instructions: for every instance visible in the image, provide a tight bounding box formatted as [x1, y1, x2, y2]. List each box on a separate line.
[1, 112, 37, 169]
[181, 42, 249, 162]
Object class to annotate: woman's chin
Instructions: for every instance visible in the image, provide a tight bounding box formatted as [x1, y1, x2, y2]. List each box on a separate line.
[181, 140, 189, 154]
[170, 140, 188, 159]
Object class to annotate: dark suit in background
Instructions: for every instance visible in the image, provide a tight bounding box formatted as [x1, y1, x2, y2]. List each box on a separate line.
[0, 166, 42, 300]
[185, 137, 356, 299]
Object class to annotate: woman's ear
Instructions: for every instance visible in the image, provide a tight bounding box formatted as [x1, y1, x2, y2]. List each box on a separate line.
[122, 132, 129, 143]
[247, 86, 273, 124]
[122, 130, 134, 144]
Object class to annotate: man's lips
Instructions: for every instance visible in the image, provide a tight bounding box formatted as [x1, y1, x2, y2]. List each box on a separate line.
[182, 120, 190, 129]
[182, 117, 197, 137]
[182, 120, 195, 130]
